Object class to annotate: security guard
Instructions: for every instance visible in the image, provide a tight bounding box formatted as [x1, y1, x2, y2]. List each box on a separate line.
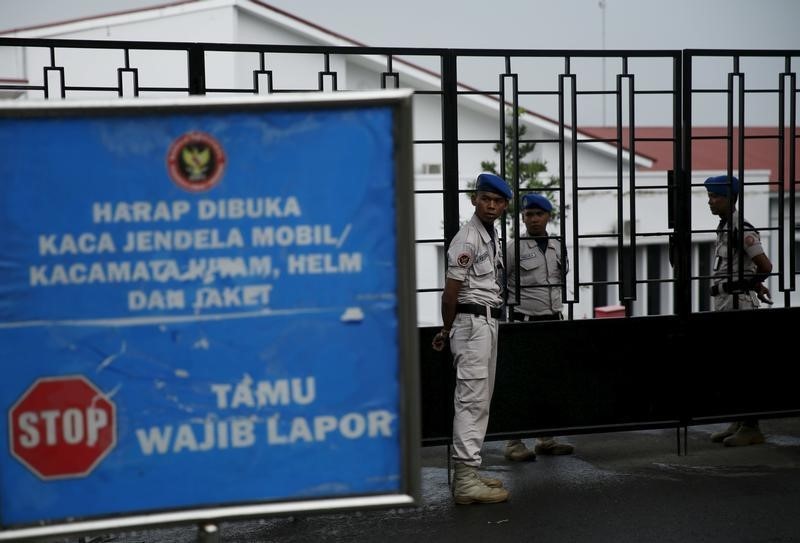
[508, 193, 566, 321]
[504, 193, 574, 461]
[706, 175, 772, 312]
[705, 174, 773, 447]
[432, 172, 511, 504]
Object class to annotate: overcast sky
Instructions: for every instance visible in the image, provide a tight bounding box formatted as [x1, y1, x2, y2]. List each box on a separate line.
[2, 0, 798, 50]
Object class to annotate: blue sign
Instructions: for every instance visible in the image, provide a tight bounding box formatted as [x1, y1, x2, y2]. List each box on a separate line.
[0, 94, 417, 529]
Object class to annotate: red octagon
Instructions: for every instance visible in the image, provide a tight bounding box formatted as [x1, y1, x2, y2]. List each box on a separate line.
[9, 375, 116, 480]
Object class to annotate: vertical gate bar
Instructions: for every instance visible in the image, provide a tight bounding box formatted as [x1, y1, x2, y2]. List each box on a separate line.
[615, 71, 626, 310]
[381, 55, 399, 89]
[622, 63, 638, 304]
[500, 62, 520, 308]
[252, 52, 274, 95]
[187, 45, 206, 95]
[726, 64, 746, 308]
[509, 68, 518, 283]
[783, 59, 798, 298]
[43, 66, 65, 100]
[628, 71, 637, 304]
[43, 46, 64, 99]
[117, 48, 139, 98]
[672, 52, 689, 430]
[567, 71, 579, 310]
[441, 52, 460, 246]
[677, 52, 692, 318]
[560, 58, 580, 307]
[725, 69, 736, 306]
[789, 70, 797, 293]
[671, 52, 682, 242]
[778, 72, 786, 293]
[737, 68, 746, 295]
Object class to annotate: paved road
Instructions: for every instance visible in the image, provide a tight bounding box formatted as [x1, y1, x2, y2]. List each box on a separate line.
[56, 418, 800, 543]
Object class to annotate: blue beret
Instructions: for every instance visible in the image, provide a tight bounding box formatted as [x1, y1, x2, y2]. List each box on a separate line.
[476, 172, 512, 200]
[704, 175, 739, 196]
[522, 193, 553, 212]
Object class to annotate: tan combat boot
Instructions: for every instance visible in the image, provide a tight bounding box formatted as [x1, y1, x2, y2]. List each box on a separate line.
[723, 424, 765, 447]
[534, 437, 575, 455]
[710, 421, 741, 443]
[504, 439, 536, 461]
[479, 474, 504, 488]
[452, 463, 509, 505]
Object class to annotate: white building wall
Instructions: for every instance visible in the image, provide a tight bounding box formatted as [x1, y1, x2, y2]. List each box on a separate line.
[234, 13, 348, 92]
[3, 3, 789, 324]
[8, 8, 238, 99]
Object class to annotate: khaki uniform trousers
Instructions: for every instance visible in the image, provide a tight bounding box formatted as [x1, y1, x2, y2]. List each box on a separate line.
[449, 313, 499, 467]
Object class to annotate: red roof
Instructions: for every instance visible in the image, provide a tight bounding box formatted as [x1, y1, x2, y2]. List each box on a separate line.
[583, 126, 800, 190]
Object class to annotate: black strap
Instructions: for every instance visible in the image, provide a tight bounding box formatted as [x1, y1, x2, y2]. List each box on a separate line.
[719, 219, 758, 249]
[510, 311, 561, 322]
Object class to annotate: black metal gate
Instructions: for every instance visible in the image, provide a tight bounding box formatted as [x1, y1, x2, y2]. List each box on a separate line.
[1, 38, 798, 445]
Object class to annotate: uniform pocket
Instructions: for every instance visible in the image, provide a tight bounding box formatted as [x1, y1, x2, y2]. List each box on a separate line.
[452, 315, 490, 380]
[520, 254, 542, 271]
[457, 359, 489, 380]
[472, 256, 493, 276]
[455, 376, 489, 404]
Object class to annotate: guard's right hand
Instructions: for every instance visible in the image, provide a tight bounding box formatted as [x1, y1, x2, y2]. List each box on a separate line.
[431, 329, 448, 351]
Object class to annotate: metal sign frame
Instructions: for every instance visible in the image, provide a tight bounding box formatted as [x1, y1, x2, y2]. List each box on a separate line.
[0, 89, 419, 541]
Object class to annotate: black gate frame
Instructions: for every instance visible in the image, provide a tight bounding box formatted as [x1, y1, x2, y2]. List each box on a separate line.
[1, 38, 798, 450]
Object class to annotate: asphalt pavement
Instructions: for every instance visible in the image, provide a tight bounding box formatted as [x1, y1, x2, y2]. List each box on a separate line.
[55, 417, 800, 543]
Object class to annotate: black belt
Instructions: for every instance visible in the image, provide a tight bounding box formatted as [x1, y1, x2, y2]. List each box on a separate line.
[511, 310, 562, 322]
[710, 281, 755, 296]
[456, 303, 501, 319]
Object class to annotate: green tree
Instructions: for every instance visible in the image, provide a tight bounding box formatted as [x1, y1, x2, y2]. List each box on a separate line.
[474, 107, 560, 222]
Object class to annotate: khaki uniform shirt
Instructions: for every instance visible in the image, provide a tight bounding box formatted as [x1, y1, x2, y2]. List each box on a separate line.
[507, 233, 567, 316]
[712, 209, 764, 311]
[446, 214, 504, 308]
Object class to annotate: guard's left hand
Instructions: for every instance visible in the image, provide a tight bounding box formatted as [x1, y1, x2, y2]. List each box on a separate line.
[756, 283, 773, 305]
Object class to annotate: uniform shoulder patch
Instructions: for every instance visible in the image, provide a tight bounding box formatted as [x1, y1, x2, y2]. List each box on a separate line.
[457, 252, 472, 267]
[744, 235, 756, 247]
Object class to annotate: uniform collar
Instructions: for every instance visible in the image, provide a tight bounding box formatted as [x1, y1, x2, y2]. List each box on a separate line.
[470, 213, 495, 244]
[523, 231, 552, 248]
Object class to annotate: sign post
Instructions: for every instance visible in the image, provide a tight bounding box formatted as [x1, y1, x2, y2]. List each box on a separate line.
[0, 90, 418, 541]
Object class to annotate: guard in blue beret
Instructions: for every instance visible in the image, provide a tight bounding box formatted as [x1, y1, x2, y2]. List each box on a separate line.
[431, 172, 511, 504]
[504, 192, 574, 461]
[521, 193, 553, 213]
[704, 174, 773, 447]
[476, 172, 514, 200]
[704, 174, 740, 197]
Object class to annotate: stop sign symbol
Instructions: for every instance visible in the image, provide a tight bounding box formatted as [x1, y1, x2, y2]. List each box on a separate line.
[9, 375, 116, 479]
